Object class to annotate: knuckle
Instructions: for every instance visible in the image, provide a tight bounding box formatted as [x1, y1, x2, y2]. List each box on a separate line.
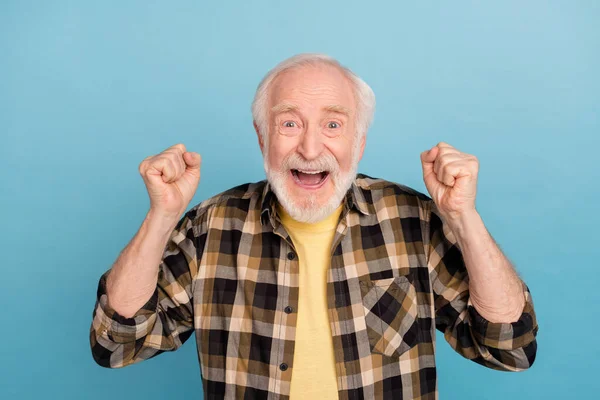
[173, 143, 186, 152]
[171, 159, 181, 174]
[162, 154, 176, 167]
[152, 156, 164, 168]
[139, 158, 150, 173]
[165, 157, 176, 169]
[172, 156, 183, 170]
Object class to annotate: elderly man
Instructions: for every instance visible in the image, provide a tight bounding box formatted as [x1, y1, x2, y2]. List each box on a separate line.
[90, 54, 538, 399]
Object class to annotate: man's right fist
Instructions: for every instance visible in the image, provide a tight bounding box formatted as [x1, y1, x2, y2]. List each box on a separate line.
[139, 143, 201, 219]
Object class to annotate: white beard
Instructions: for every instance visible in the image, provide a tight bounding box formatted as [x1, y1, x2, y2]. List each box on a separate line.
[263, 142, 360, 223]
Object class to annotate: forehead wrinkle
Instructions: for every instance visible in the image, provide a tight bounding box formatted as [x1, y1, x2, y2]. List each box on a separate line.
[271, 89, 354, 116]
[286, 85, 348, 100]
[271, 102, 352, 117]
[269, 63, 357, 104]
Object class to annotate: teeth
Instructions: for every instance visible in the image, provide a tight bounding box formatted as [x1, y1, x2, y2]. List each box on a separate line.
[297, 170, 324, 174]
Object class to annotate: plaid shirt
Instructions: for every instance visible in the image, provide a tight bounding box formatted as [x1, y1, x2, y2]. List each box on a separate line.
[90, 174, 538, 400]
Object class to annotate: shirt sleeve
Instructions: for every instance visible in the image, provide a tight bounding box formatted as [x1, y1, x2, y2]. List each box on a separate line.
[424, 200, 538, 371]
[89, 210, 203, 368]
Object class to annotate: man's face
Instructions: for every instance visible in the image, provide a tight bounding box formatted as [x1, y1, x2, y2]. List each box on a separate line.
[257, 64, 365, 223]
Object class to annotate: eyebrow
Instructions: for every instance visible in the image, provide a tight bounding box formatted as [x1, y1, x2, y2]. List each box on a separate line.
[323, 104, 352, 117]
[270, 103, 299, 114]
[270, 103, 352, 117]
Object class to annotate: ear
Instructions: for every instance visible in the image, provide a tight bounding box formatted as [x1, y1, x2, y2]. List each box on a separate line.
[357, 135, 366, 162]
[254, 121, 264, 153]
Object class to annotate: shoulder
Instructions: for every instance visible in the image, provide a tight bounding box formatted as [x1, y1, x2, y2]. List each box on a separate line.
[182, 180, 267, 225]
[355, 173, 432, 202]
[352, 173, 436, 220]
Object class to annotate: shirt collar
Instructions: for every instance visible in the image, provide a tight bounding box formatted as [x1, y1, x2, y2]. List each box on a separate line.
[259, 174, 374, 227]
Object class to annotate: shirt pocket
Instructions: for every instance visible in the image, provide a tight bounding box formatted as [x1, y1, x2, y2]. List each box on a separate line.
[359, 274, 420, 358]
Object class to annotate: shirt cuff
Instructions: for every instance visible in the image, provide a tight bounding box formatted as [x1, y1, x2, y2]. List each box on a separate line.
[467, 280, 538, 350]
[91, 270, 160, 344]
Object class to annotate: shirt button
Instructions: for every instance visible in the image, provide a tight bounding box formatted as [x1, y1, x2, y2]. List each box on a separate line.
[284, 306, 293, 314]
[287, 252, 295, 260]
[279, 363, 288, 371]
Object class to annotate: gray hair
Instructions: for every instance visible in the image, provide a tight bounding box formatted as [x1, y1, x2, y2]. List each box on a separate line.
[251, 53, 376, 142]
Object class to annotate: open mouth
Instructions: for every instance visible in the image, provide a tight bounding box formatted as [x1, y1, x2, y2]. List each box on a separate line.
[290, 169, 330, 189]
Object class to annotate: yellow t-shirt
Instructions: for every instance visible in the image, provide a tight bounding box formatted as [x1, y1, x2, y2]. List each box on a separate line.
[278, 204, 343, 400]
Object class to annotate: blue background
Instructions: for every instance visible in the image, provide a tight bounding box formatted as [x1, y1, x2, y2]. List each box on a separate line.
[1, 1, 598, 398]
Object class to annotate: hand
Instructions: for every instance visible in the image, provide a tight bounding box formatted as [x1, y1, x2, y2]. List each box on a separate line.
[420, 142, 479, 221]
[139, 143, 201, 219]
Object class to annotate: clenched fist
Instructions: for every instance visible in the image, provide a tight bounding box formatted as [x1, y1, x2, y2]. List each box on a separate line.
[139, 143, 201, 219]
[420, 142, 478, 222]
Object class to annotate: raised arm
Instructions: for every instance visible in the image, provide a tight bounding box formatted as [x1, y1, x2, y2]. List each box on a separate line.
[420, 142, 538, 370]
[425, 200, 537, 370]
[90, 143, 203, 368]
[106, 143, 201, 317]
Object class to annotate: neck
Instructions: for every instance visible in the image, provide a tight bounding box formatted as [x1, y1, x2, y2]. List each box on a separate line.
[277, 202, 344, 231]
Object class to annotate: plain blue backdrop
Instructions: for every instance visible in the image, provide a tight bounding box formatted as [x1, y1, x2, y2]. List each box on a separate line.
[1, 1, 598, 399]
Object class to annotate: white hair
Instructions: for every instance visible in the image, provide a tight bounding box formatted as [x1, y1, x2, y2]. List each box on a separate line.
[251, 53, 376, 142]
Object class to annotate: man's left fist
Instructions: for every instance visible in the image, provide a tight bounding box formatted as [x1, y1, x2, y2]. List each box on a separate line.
[420, 142, 479, 221]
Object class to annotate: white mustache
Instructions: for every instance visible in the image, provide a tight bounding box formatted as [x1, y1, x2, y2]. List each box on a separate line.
[282, 153, 339, 174]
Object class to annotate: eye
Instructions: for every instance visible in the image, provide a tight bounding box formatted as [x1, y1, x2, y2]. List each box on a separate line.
[279, 119, 301, 136]
[327, 122, 340, 129]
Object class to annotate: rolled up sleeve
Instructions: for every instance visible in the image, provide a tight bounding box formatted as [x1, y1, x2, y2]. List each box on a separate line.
[89, 210, 202, 368]
[92, 271, 161, 344]
[425, 200, 538, 371]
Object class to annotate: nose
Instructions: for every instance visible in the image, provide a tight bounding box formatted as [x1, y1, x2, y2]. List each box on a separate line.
[296, 123, 324, 160]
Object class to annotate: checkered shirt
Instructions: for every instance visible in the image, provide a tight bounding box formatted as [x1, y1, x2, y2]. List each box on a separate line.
[90, 174, 538, 399]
